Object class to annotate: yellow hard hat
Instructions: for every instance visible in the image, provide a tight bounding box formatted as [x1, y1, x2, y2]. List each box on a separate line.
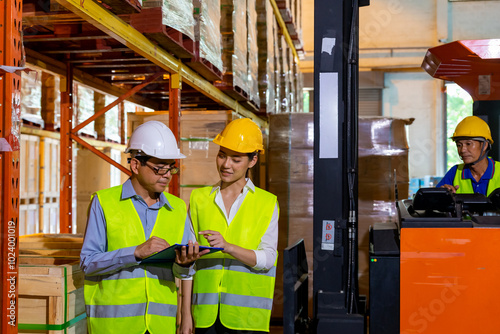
[213, 118, 264, 153]
[452, 116, 494, 144]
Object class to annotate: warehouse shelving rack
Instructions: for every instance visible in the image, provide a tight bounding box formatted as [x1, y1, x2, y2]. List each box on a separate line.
[0, 0, 23, 332]
[1, 0, 303, 331]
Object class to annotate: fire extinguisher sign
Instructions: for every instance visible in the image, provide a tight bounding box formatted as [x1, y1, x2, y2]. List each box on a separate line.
[321, 220, 335, 250]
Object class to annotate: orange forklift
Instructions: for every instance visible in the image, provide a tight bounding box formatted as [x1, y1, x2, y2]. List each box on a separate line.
[369, 40, 500, 334]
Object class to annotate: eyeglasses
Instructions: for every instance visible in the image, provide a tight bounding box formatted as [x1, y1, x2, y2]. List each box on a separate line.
[144, 162, 179, 175]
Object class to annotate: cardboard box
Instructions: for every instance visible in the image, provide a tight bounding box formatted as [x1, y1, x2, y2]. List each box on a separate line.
[268, 148, 313, 183]
[358, 153, 409, 183]
[358, 117, 413, 154]
[180, 141, 220, 186]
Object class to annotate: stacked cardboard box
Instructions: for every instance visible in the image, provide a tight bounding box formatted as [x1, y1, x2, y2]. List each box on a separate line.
[191, 0, 224, 81]
[292, 57, 304, 113]
[179, 110, 236, 203]
[246, 0, 260, 108]
[275, 34, 297, 114]
[76, 147, 128, 234]
[358, 117, 413, 297]
[268, 113, 314, 319]
[126, 110, 236, 204]
[217, 0, 249, 100]
[20, 135, 40, 235]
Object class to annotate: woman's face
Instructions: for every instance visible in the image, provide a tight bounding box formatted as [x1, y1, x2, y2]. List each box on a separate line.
[456, 139, 486, 164]
[216, 147, 257, 184]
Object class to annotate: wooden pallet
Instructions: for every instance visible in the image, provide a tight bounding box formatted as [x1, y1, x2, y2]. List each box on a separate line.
[240, 99, 260, 113]
[214, 74, 249, 102]
[98, 0, 141, 14]
[130, 7, 195, 59]
[18, 234, 86, 334]
[185, 42, 223, 82]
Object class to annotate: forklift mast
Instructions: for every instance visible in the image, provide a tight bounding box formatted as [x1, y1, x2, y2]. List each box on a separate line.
[313, 0, 369, 332]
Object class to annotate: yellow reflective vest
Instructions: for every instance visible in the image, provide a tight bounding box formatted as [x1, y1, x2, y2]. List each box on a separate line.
[190, 186, 278, 332]
[453, 160, 500, 196]
[84, 185, 186, 334]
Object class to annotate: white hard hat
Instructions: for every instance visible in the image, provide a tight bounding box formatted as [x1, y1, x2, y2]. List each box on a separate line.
[125, 121, 186, 159]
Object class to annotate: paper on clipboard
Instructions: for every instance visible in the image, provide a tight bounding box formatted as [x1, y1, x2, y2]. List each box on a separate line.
[141, 243, 223, 264]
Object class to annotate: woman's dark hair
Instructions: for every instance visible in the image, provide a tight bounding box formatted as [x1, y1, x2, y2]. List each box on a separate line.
[245, 151, 258, 178]
[247, 151, 258, 160]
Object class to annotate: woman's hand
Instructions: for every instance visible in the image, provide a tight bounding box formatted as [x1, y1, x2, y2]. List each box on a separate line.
[199, 230, 232, 253]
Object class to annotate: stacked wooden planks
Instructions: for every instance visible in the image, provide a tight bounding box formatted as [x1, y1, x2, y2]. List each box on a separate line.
[18, 234, 86, 334]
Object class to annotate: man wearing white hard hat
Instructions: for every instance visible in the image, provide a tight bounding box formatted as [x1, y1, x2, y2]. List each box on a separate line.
[80, 121, 205, 334]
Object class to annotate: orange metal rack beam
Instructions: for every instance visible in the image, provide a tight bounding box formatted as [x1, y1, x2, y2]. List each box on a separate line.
[169, 74, 181, 197]
[59, 62, 74, 234]
[59, 71, 168, 232]
[0, 0, 22, 331]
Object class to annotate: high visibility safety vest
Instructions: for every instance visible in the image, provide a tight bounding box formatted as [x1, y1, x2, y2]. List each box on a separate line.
[190, 186, 278, 332]
[84, 185, 186, 334]
[453, 160, 500, 196]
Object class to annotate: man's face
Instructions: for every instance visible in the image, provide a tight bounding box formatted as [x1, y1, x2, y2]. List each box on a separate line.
[134, 157, 177, 193]
[456, 139, 485, 164]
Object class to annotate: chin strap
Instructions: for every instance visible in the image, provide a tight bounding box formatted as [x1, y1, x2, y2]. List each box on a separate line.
[466, 140, 490, 167]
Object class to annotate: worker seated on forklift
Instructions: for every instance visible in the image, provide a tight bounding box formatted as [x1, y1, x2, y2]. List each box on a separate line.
[436, 116, 500, 196]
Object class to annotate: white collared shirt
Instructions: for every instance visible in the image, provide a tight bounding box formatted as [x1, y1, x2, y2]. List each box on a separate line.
[192, 178, 278, 270]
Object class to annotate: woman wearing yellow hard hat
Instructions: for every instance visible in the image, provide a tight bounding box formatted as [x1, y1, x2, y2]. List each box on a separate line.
[180, 118, 279, 334]
[437, 116, 500, 195]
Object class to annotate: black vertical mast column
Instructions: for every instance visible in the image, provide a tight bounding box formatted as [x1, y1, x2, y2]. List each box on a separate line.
[313, 0, 368, 332]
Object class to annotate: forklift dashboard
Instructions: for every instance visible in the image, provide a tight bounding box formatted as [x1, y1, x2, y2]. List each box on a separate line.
[398, 187, 500, 228]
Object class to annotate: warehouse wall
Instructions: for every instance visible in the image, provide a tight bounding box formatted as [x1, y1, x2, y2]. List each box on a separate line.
[359, 0, 500, 69]
[358, 0, 500, 180]
[383, 72, 445, 178]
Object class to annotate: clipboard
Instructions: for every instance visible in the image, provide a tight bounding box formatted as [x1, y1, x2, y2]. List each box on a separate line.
[141, 244, 223, 264]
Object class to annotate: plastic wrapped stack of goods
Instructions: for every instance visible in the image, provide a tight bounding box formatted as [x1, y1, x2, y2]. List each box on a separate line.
[179, 110, 236, 203]
[357, 116, 413, 296]
[216, 0, 249, 101]
[268, 113, 314, 319]
[127, 110, 236, 204]
[244, 0, 261, 111]
[130, 0, 196, 59]
[256, 0, 276, 114]
[277, 35, 291, 113]
[190, 0, 224, 81]
[292, 56, 304, 113]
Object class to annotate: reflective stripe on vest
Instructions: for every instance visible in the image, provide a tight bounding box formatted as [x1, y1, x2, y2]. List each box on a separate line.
[190, 186, 278, 331]
[84, 185, 186, 334]
[453, 160, 500, 195]
[84, 265, 175, 282]
[85, 302, 177, 318]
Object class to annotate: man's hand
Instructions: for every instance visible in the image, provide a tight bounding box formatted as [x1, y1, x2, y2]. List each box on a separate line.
[199, 230, 231, 253]
[440, 184, 459, 193]
[175, 240, 210, 267]
[134, 236, 169, 260]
